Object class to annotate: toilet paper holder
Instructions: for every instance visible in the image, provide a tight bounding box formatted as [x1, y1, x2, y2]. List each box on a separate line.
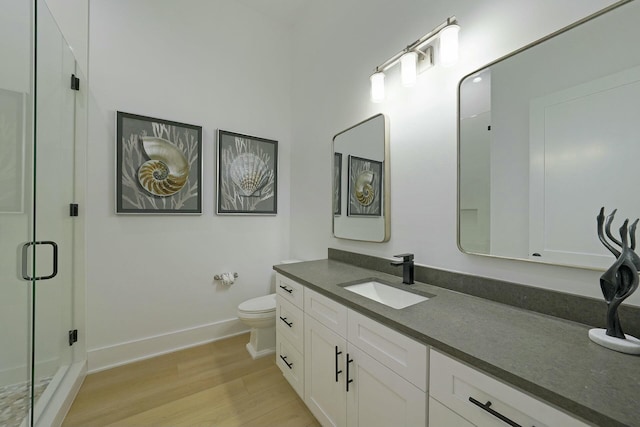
[214, 272, 239, 280]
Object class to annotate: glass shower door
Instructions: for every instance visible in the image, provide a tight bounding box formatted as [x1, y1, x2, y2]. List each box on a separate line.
[0, 0, 78, 425]
[0, 0, 35, 426]
[31, 0, 76, 423]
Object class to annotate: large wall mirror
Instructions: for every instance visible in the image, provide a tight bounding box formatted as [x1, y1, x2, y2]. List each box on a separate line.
[458, 0, 639, 270]
[333, 114, 390, 242]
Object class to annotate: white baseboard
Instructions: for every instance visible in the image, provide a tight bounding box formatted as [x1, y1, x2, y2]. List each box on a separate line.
[88, 318, 248, 373]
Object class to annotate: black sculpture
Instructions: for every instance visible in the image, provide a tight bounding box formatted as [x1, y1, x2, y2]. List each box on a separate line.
[596, 207, 640, 339]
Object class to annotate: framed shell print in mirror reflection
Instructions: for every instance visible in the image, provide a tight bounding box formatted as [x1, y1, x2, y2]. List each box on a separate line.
[216, 130, 278, 215]
[116, 112, 202, 214]
[348, 155, 382, 217]
[334, 153, 342, 215]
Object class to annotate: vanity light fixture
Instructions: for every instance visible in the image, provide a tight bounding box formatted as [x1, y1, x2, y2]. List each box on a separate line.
[370, 17, 459, 103]
[400, 51, 418, 87]
[438, 23, 460, 67]
[370, 71, 385, 103]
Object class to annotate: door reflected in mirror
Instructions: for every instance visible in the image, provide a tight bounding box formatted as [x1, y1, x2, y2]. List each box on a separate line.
[458, 0, 640, 270]
[333, 114, 390, 242]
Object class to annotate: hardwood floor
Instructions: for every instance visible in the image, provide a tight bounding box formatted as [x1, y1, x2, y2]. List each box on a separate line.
[63, 333, 320, 427]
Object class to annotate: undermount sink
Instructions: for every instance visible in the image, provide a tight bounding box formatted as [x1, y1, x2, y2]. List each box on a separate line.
[343, 280, 429, 309]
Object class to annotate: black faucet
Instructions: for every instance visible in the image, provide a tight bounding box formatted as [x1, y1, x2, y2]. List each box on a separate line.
[391, 253, 414, 285]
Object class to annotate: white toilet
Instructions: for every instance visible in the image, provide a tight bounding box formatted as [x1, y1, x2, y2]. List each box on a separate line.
[237, 259, 301, 359]
[238, 293, 277, 359]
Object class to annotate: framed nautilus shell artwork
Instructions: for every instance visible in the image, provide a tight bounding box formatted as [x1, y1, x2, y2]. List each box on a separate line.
[116, 112, 202, 214]
[0, 89, 26, 213]
[347, 155, 382, 217]
[216, 130, 277, 215]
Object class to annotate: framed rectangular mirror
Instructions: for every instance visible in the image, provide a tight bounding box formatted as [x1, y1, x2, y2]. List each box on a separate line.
[333, 114, 390, 242]
[458, 0, 639, 270]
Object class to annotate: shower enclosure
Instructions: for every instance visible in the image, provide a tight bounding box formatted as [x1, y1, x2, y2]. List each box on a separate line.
[0, 0, 86, 426]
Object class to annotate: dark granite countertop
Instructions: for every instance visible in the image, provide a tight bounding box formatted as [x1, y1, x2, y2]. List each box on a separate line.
[274, 259, 640, 427]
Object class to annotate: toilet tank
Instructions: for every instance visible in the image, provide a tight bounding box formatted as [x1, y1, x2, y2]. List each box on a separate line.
[271, 260, 302, 292]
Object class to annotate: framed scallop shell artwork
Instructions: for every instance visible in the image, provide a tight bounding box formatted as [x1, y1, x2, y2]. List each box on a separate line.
[116, 112, 202, 214]
[216, 130, 277, 215]
[347, 155, 382, 217]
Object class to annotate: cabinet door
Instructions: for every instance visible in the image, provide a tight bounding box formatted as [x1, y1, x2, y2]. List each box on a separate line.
[429, 397, 475, 427]
[305, 314, 347, 427]
[346, 344, 426, 427]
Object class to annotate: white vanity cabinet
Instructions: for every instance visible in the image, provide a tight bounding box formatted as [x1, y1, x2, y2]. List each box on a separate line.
[275, 274, 305, 398]
[428, 350, 589, 427]
[345, 344, 427, 427]
[305, 313, 347, 427]
[276, 273, 599, 427]
[304, 288, 427, 427]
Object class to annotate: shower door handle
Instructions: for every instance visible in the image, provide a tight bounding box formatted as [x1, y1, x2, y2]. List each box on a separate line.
[21, 241, 58, 281]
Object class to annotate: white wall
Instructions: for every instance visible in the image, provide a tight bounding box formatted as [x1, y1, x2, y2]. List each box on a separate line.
[86, 0, 293, 370]
[42, 0, 88, 76]
[288, 0, 640, 307]
[0, 0, 30, 93]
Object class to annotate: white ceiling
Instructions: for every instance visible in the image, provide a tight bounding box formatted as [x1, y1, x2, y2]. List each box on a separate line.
[237, 0, 313, 26]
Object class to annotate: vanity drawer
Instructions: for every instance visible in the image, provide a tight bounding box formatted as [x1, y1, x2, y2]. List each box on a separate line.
[276, 273, 304, 308]
[348, 309, 427, 392]
[276, 335, 304, 399]
[429, 350, 589, 427]
[304, 288, 348, 337]
[429, 397, 474, 427]
[276, 297, 304, 352]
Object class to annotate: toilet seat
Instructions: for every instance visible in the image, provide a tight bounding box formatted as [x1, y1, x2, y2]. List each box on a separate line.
[238, 294, 276, 314]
